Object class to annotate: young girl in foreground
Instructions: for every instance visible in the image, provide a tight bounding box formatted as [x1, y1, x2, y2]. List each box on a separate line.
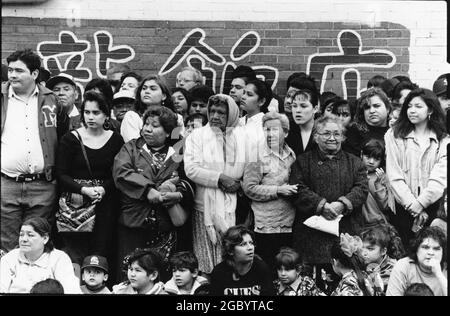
[274, 247, 325, 296]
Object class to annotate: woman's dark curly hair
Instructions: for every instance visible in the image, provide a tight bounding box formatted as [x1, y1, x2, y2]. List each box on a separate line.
[408, 226, 447, 268]
[353, 87, 391, 133]
[141, 106, 178, 137]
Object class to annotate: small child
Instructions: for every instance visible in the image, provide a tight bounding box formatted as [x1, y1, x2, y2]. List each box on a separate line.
[360, 225, 397, 296]
[184, 112, 207, 136]
[360, 139, 393, 226]
[388, 105, 401, 128]
[274, 247, 325, 296]
[30, 278, 64, 294]
[330, 234, 371, 296]
[164, 251, 209, 295]
[80, 255, 111, 294]
[112, 248, 167, 295]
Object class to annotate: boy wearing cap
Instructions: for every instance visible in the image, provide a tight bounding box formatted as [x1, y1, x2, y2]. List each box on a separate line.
[112, 89, 135, 124]
[80, 255, 111, 294]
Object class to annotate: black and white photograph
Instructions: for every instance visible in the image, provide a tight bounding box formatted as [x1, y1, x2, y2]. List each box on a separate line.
[1, 0, 448, 304]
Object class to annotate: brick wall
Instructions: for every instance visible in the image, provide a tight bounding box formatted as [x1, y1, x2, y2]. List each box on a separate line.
[2, 0, 448, 100]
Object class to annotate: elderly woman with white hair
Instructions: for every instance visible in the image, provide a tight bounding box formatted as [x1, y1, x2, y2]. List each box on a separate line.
[289, 116, 368, 290]
[242, 111, 298, 272]
[184, 94, 247, 274]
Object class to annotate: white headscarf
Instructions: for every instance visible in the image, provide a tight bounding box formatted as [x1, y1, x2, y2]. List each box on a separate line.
[203, 94, 246, 244]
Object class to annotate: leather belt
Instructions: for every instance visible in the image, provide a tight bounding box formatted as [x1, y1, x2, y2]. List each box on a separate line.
[1, 172, 46, 182]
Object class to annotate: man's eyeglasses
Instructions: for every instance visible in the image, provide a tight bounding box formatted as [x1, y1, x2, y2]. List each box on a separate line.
[317, 132, 343, 139]
[177, 78, 194, 84]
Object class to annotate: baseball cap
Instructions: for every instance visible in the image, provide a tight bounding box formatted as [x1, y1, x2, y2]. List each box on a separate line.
[113, 89, 135, 104]
[81, 255, 109, 273]
[46, 73, 76, 90]
[432, 77, 448, 96]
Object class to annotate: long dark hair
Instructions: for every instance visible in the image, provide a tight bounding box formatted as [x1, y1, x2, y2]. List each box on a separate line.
[392, 88, 447, 141]
[134, 74, 174, 115]
[246, 78, 270, 113]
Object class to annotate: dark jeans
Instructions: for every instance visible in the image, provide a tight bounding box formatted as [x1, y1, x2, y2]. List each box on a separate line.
[254, 232, 292, 280]
[1, 176, 57, 251]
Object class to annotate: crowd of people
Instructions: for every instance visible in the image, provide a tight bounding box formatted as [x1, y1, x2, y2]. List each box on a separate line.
[0, 48, 448, 296]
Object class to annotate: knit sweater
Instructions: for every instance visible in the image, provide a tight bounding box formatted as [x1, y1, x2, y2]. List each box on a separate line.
[289, 148, 368, 264]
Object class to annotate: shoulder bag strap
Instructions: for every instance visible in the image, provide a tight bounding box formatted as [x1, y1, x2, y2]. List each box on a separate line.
[74, 130, 94, 179]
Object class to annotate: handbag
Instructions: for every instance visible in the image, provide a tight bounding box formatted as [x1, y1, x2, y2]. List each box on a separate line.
[56, 130, 101, 232]
[166, 179, 192, 227]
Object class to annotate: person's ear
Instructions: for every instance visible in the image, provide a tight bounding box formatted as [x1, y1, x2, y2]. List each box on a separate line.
[103, 273, 109, 282]
[258, 97, 266, 108]
[42, 234, 50, 246]
[313, 105, 320, 114]
[32, 69, 39, 81]
[149, 271, 158, 282]
[192, 268, 199, 279]
[381, 247, 387, 257]
[313, 132, 320, 144]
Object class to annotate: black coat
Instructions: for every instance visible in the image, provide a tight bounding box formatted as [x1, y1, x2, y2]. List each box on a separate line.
[289, 148, 368, 264]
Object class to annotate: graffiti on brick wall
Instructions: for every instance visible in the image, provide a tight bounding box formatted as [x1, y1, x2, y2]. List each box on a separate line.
[37, 30, 134, 87]
[94, 31, 135, 78]
[159, 28, 279, 93]
[306, 30, 396, 100]
[32, 27, 400, 101]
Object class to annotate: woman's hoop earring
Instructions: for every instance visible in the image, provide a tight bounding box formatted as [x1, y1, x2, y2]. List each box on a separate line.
[103, 118, 111, 130]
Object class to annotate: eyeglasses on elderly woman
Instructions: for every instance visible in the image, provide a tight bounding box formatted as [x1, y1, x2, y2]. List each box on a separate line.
[316, 131, 344, 139]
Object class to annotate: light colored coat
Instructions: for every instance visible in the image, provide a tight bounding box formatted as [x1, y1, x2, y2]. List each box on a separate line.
[384, 128, 449, 209]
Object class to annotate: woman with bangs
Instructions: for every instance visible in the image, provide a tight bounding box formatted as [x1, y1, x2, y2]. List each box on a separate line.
[120, 74, 184, 143]
[385, 88, 449, 245]
[285, 89, 319, 156]
[343, 88, 391, 156]
[387, 226, 447, 296]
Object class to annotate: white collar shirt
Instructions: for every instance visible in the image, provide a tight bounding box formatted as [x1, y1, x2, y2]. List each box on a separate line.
[1, 85, 44, 176]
